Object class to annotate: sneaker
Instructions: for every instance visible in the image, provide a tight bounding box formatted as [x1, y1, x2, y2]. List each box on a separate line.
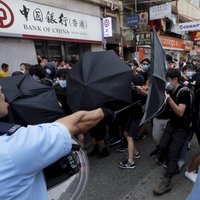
[150, 148, 160, 158]
[184, 170, 198, 183]
[116, 144, 128, 152]
[118, 160, 135, 169]
[153, 177, 171, 196]
[134, 152, 141, 159]
[108, 138, 121, 146]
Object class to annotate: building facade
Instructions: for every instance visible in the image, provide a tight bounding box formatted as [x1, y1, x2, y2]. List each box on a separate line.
[0, 0, 124, 74]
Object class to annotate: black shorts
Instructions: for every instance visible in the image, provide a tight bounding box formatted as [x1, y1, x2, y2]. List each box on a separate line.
[125, 118, 141, 138]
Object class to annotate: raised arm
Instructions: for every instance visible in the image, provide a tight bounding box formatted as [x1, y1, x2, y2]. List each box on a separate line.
[55, 108, 104, 136]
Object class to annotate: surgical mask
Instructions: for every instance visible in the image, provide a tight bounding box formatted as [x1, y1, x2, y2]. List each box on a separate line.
[59, 80, 67, 88]
[165, 82, 173, 92]
[143, 64, 150, 71]
[186, 71, 194, 78]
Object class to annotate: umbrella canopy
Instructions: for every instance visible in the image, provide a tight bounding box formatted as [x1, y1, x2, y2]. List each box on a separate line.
[0, 74, 65, 125]
[67, 50, 132, 112]
[140, 29, 167, 126]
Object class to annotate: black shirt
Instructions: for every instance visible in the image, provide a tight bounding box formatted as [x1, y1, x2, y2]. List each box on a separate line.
[169, 85, 191, 129]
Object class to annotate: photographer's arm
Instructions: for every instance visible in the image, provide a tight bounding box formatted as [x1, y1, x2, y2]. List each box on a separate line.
[55, 108, 104, 136]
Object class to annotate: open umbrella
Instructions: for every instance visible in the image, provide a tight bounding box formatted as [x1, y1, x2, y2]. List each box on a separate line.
[0, 74, 65, 125]
[0, 75, 91, 200]
[140, 29, 167, 126]
[67, 50, 132, 112]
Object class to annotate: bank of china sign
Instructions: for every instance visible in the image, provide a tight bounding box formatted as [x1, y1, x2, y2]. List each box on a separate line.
[0, 0, 103, 43]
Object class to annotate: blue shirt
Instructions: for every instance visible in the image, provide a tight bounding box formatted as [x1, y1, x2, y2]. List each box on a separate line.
[186, 170, 200, 200]
[0, 122, 72, 200]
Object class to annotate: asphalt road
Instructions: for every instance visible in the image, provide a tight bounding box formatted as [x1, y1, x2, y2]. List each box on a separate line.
[80, 133, 199, 200]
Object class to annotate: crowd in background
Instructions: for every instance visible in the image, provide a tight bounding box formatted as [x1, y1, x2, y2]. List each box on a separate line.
[1, 54, 200, 198]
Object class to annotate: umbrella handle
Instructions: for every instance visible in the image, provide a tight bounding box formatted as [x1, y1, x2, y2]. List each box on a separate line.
[115, 100, 141, 115]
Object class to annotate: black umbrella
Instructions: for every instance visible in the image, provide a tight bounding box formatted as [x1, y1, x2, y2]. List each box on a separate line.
[67, 50, 132, 112]
[140, 29, 167, 126]
[0, 74, 65, 125]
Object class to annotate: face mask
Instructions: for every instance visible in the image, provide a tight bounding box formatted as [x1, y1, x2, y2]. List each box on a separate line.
[143, 64, 150, 71]
[186, 71, 194, 78]
[59, 80, 67, 88]
[165, 82, 173, 92]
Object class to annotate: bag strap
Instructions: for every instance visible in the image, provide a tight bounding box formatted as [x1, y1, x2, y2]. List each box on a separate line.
[0, 122, 21, 136]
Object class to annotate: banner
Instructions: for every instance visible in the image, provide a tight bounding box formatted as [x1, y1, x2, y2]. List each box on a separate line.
[150, 3, 171, 20]
[103, 17, 113, 38]
[0, 0, 103, 42]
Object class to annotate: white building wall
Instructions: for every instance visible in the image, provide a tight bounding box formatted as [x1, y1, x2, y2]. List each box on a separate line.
[28, 0, 101, 17]
[177, 0, 200, 20]
[0, 0, 104, 73]
[0, 38, 37, 74]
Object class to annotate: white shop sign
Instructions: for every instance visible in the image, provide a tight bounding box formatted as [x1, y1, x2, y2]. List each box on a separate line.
[149, 3, 171, 20]
[0, 0, 103, 43]
[178, 21, 200, 31]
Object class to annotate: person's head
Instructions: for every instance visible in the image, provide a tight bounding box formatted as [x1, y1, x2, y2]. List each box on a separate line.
[44, 62, 57, 80]
[182, 64, 195, 79]
[0, 86, 9, 118]
[20, 63, 31, 74]
[29, 64, 46, 81]
[128, 59, 139, 75]
[57, 59, 65, 68]
[165, 68, 181, 93]
[141, 58, 150, 72]
[1, 63, 9, 72]
[57, 69, 67, 88]
[166, 54, 175, 69]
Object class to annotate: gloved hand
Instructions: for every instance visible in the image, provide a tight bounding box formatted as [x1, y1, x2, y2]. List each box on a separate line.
[101, 107, 116, 124]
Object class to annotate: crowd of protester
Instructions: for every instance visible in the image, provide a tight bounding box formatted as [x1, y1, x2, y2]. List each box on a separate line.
[1, 54, 200, 198]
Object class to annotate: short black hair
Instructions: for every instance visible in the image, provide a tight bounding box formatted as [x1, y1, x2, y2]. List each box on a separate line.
[57, 69, 67, 78]
[1, 63, 8, 69]
[166, 68, 181, 82]
[182, 64, 193, 72]
[29, 64, 46, 79]
[166, 54, 173, 63]
[142, 58, 150, 64]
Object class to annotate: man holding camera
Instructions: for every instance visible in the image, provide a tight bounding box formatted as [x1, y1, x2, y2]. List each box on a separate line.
[153, 68, 191, 196]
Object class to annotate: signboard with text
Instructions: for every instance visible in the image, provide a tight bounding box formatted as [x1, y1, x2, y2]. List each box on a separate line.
[0, 0, 103, 43]
[135, 32, 151, 45]
[178, 21, 200, 31]
[150, 4, 171, 20]
[127, 12, 148, 27]
[103, 17, 113, 38]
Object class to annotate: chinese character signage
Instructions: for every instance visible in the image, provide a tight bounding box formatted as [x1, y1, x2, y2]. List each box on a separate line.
[135, 32, 151, 45]
[127, 12, 148, 27]
[103, 17, 112, 38]
[0, 0, 103, 42]
[150, 3, 171, 20]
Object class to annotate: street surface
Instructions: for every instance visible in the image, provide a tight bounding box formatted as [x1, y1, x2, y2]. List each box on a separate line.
[81, 133, 199, 200]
